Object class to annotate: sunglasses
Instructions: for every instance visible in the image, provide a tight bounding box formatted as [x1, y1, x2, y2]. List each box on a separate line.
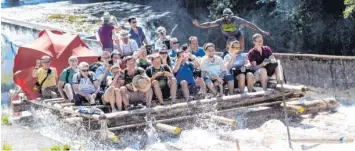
[81, 69, 89, 72]
[231, 46, 240, 49]
[69, 59, 78, 62]
[173, 42, 179, 44]
[132, 21, 137, 23]
[159, 52, 168, 54]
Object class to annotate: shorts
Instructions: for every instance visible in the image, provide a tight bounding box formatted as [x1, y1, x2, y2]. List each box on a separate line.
[126, 91, 147, 103]
[177, 83, 197, 97]
[74, 91, 104, 106]
[203, 74, 234, 84]
[224, 30, 243, 40]
[41, 86, 60, 99]
[254, 63, 279, 81]
[232, 68, 255, 76]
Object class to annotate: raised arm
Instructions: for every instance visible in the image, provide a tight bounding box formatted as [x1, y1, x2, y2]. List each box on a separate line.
[240, 18, 270, 36]
[193, 19, 219, 28]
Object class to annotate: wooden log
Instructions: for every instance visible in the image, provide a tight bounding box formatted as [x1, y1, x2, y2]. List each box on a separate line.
[105, 90, 278, 119]
[285, 98, 340, 114]
[210, 115, 238, 127]
[42, 98, 65, 103]
[291, 137, 354, 144]
[284, 104, 305, 114]
[59, 103, 75, 107]
[276, 84, 307, 92]
[156, 123, 181, 135]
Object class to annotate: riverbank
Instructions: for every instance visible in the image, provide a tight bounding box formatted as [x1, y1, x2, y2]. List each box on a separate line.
[1, 123, 62, 150]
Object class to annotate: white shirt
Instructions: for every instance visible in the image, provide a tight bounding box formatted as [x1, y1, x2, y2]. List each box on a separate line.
[119, 39, 138, 57]
[200, 55, 226, 77]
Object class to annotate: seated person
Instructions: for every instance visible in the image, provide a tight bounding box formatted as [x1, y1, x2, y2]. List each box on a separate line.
[119, 56, 153, 108]
[72, 62, 102, 106]
[111, 50, 125, 69]
[95, 51, 112, 94]
[248, 34, 283, 90]
[135, 49, 151, 70]
[225, 41, 254, 93]
[158, 46, 173, 67]
[173, 49, 207, 101]
[146, 54, 177, 105]
[169, 37, 179, 63]
[189, 36, 206, 60]
[103, 64, 122, 112]
[58, 56, 78, 102]
[180, 44, 201, 78]
[222, 37, 238, 59]
[200, 43, 234, 96]
[32, 55, 59, 99]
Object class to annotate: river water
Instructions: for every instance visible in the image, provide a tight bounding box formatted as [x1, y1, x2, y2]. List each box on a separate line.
[1, 1, 355, 150]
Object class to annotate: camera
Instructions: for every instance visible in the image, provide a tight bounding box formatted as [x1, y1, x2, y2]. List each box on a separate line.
[108, 60, 114, 65]
[145, 45, 153, 55]
[163, 40, 171, 50]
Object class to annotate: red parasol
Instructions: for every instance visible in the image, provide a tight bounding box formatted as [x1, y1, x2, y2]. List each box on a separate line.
[13, 30, 98, 100]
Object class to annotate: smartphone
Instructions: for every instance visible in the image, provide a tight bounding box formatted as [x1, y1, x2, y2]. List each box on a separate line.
[108, 60, 114, 65]
[145, 45, 153, 55]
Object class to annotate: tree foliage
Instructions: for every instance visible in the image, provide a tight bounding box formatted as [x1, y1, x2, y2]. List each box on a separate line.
[344, 0, 355, 18]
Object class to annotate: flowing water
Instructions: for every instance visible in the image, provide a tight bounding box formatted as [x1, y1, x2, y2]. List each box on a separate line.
[2, 1, 355, 150]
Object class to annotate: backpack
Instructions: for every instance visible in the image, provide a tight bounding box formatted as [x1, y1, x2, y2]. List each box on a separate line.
[76, 72, 95, 85]
[89, 62, 104, 73]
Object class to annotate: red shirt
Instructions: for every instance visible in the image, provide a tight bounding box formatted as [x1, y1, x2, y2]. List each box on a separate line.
[248, 46, 273, 65]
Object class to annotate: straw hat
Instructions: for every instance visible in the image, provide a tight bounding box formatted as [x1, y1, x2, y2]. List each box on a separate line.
[118, 30, 131, 38]
[101, 12, 115, 23]
[132, 75, 151, 92]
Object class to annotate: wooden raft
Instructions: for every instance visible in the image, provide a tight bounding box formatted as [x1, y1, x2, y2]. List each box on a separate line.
[21, 84, 307, 131]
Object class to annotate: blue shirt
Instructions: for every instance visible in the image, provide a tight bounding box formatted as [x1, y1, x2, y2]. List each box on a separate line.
[95, 65, 112, 84]
[129, 27, 146, 47]
[191, 47, 205, 57]
[223, 52, 248, 72]
[173, 62, 195, 85]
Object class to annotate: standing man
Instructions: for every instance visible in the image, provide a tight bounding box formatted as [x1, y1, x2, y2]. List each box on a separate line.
[128, 17, 148, 48]
[193, 8, 270, 50]
[154, 26, 170, 51]
[98, 12, 120, 52]
[114, 30, 139, 57]
[57, 56, 78, 102]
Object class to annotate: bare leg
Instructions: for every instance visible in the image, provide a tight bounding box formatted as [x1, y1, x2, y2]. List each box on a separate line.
[237, 74, 246, 93]
[206, 81, 217, 95]
[104, 86, 116, 111]
[213, 81, 223, 95]
[180, 80, 189, 100]
[246, 72, 254, 92]
[168, 78, 177, 102]
[145, 88, 153, 107]
[63, 84, 74, 100]
[227, 81, 234, 95]
[238, 35, 245, 51]
[114, 88, 122, 111]
[259, 68, 268, 90]
[152, 80, 164, 104]
[90, 93, 96, 105]
[120, 86, 130, 107]
[196, 77, 206, 96]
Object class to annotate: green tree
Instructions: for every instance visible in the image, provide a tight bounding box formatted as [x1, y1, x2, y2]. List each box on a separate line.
[344, 0, 355, 18]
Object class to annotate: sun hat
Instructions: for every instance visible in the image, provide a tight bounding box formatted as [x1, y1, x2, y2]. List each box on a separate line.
[118, 30, 131, 38]
[132, 75, 151, 92]
[101, 12, 115, 23]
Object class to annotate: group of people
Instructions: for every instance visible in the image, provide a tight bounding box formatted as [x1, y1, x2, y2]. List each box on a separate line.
[32, 8, 283, 112]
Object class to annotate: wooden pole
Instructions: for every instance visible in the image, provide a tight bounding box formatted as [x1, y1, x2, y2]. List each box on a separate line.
[210, 115, 238, 127]
[276, 84, 307, 92]
[156, 123, 181, 135]
[291, 137, 354, 144]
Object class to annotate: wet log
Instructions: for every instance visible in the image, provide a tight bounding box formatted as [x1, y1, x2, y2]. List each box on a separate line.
[210, 115, 238, 126]
[275, 84, 308, 92]
[285, 98, 340, 114]
[64, 117, 83, 126]
[105, 90, 278, 119]
[156, 123, 181, 135]
[291, 137, 354, 144]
